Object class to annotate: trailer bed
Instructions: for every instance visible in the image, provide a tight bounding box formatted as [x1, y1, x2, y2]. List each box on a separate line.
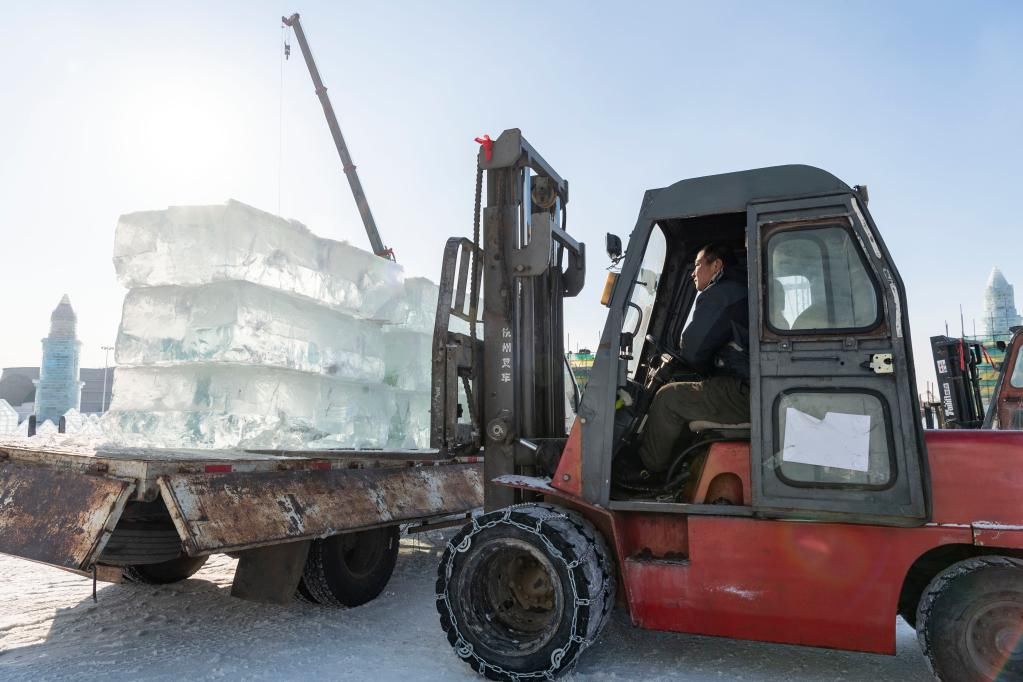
[0, 437, 482, 573]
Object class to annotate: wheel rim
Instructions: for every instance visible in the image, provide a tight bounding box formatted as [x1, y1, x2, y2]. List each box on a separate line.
[338, 529, 388, 579]
[964, 597, 1023, 677]
[455, 537, 564, 657]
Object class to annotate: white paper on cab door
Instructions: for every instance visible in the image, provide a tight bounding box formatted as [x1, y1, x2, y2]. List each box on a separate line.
[781, 407, 871, 472]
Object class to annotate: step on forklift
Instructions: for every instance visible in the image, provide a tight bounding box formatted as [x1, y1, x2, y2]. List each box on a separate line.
[431, 129, 1023, 682]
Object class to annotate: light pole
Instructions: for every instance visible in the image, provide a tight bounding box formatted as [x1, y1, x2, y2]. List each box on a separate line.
[100, 346, 113, 413]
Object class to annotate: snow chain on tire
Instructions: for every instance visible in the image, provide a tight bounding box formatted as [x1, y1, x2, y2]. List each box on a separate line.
[436, 503, 616, 680]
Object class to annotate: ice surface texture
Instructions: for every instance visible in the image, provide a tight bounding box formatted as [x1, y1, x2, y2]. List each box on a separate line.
[109, 363, 430, 448]
[114, 201, 405, 320]
[116, 281, 387, 382]
[0, 399, 18, 434]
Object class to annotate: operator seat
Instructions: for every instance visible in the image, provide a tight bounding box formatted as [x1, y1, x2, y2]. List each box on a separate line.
[689, 419, 751, 441]
[791, 301, 829, 330]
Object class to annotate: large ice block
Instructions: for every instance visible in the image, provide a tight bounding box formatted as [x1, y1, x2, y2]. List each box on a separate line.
[113, 200, 404, 319]
[383, 330, 433, 392]
[0, 399, 18, 434]
[384, 277, 439, 333]
[387, 276, 475, 336]
[116, 281, 386, 381]
[106, 365, 430, 449]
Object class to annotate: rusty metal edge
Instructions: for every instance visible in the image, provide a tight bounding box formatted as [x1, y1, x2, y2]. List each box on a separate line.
[157, 475, 201, 557]
[83, 479, 137, 570]
[156, 465, 483, 557]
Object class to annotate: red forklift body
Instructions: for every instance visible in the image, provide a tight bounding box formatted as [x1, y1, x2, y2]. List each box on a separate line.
[503, 426, 1023, 653]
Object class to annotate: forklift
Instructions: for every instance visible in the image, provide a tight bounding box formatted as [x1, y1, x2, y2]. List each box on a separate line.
[929, 334, 988, 429]
[927, 328, 1023, 431]
[431, 129, 1023, 681]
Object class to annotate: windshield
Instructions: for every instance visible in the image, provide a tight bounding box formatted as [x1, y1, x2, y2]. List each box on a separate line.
[622, 226, 667, 376]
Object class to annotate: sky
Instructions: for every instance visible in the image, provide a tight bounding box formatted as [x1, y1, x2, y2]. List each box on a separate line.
[0, 1, 1020, 396]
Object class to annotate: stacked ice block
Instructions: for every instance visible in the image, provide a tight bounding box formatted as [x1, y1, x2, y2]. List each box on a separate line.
[106, 200, 439, 450]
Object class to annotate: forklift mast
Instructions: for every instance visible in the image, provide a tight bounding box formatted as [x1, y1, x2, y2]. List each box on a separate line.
[430, 130, 585, 509]
[930, 335, 986, 428]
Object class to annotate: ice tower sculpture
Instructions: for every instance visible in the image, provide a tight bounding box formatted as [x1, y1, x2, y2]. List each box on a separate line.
[981, 267, 1022, 339]
[34, 294, 84, 423]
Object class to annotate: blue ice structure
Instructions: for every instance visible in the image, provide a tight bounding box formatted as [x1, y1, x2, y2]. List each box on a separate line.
[33, 294, 84, 424]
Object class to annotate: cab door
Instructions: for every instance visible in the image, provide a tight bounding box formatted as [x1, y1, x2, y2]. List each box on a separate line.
[991, 331, 1023, 429]
[747, 193, 929, 525]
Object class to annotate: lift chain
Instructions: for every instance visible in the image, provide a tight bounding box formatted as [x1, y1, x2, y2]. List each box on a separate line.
[465, 162, 483, 447]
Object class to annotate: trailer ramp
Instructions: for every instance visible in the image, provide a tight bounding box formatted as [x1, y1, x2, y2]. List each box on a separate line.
[0, 459, 134, 570]
[159, 462, 482, 555]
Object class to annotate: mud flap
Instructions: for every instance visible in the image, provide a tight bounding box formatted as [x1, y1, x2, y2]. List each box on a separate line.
[157, 463, 482, 555]
[0, 460, 135, 571]
[231, 540, 311, 605]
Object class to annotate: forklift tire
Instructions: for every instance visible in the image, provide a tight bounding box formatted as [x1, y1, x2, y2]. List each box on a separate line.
[122, 555, 208, 585]
[436, 503, 616, 681]
[916, 555, 1023, 682]
[299, 525, 400, 607]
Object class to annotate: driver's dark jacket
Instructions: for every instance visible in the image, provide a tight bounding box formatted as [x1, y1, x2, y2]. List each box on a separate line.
[680, 270, 750, 381]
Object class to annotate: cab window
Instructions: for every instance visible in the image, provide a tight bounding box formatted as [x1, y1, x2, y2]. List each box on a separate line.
[774, 390, 895, 488]
[1011, 342, 1023, 389]
[766, 225, 880, 332]
[622, 226, 666, 377]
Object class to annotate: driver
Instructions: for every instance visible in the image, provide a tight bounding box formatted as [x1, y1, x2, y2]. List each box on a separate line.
[635, 242, 750, 475]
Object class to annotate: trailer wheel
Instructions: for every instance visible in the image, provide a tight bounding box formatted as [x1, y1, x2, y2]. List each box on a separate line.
[122, 555, 208, 585]
[299, 525, 400, 607]
[436, 503, 616, 681]
[916, 555, 1023, 682]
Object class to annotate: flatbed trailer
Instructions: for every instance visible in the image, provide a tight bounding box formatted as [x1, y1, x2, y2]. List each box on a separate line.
[0, 437, 481, 605]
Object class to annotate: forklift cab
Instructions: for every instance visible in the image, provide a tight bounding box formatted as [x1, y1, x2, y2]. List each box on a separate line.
[574, 165, 930, 526]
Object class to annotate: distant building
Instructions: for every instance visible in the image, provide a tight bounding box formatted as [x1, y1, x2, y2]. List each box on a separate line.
[981, 267, 1022, 341]
[80, 367, 116, 413]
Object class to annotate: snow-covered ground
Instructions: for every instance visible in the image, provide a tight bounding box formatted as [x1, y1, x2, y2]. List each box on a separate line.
[0, 533, 933, 681]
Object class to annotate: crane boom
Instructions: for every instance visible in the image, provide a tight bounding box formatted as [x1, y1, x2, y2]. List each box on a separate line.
[282, 13, 393, 260]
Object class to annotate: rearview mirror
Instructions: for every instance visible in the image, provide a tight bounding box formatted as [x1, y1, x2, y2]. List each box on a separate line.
[605, 233, 622, 262]
[997, 340, 1007, 351]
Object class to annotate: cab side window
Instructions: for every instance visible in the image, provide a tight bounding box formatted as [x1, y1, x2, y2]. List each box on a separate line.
[1011, 342, 1023, 389]
[767, 226, 879, 332]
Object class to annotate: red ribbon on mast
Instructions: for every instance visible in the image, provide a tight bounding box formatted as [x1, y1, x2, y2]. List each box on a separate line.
[475, 134, 493, 162]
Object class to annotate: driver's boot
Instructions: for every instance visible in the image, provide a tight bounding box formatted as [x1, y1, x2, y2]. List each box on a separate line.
[612, 449, 664, 487]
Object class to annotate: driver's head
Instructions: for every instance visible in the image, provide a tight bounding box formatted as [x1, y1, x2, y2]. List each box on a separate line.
[692, 243, 732, 292]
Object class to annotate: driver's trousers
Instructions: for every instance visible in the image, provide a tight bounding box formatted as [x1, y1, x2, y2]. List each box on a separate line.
[637, 375, 750, 473]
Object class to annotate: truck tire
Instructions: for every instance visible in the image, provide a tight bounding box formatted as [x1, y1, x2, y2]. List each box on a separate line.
[436, 503, 616, 681]
[122, 555, 209, 585]
[299, 525, 400, 607]
[916, 555, 1023, 682]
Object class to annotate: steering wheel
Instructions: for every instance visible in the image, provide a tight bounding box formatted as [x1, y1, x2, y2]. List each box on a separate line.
[644, 334, 688, 367]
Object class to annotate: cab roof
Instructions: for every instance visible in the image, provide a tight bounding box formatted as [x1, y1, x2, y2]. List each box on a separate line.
[643, 164, 854, 220]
